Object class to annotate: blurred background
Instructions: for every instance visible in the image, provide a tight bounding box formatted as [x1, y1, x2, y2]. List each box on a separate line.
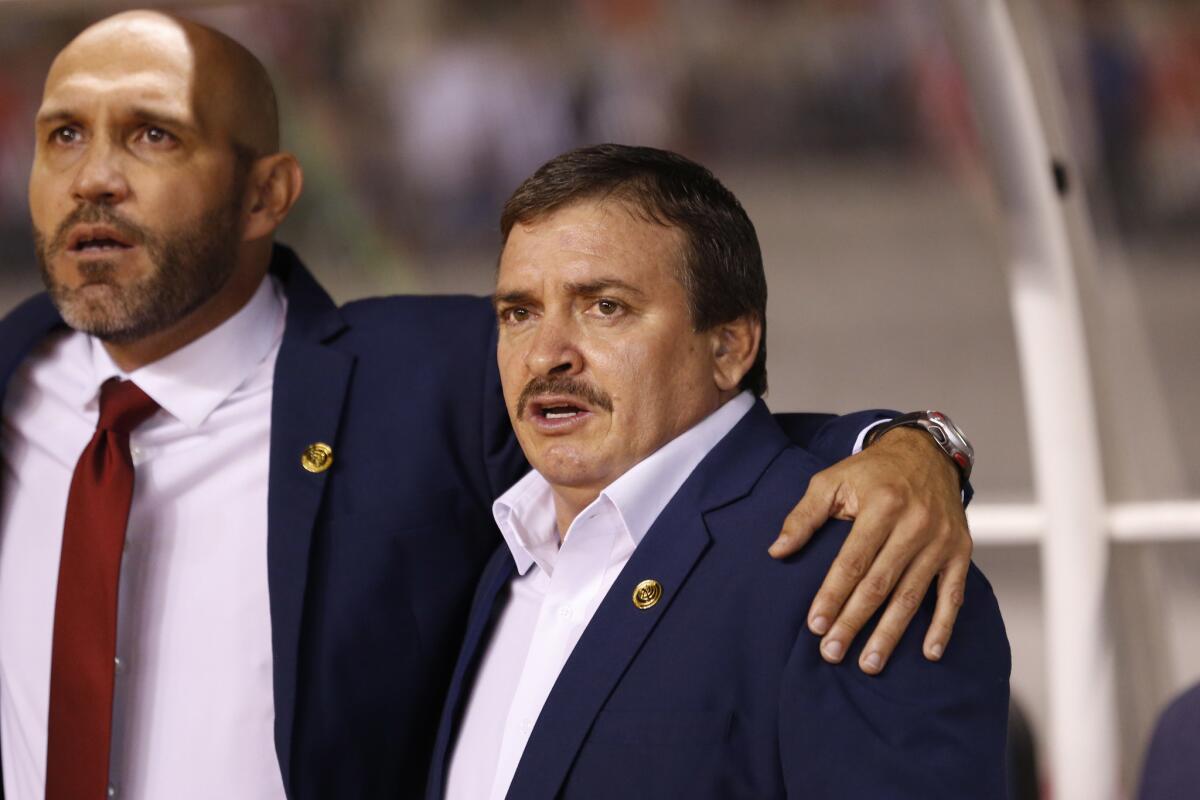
[0, 0, 1197, 797]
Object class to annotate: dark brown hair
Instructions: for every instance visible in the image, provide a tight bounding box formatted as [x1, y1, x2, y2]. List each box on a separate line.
[500, 143, 768, 396]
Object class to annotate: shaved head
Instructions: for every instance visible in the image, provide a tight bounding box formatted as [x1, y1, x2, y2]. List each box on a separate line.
[47, 10, 279, 159]
[30, 9, 303, 369]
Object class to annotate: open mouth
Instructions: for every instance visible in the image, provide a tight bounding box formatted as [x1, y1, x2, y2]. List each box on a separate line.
[540, 404, 585, 420]
[525, 396, 598, 431]
[67, 226, 135, 254]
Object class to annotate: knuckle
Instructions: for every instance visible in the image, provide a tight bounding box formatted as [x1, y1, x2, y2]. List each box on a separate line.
[872, 485, 904, 512]
[945, 587, 965, 609]
[809, 471, 834, 496]
[960, 534, 975, 559]
[931, 518, 955, 543]
[861, 573, 892, 605]
[907, 506, 933, 533]
[896, 585, 925, 614]
[833, 617, 861, 638]
[839, 551, 870, 582]
[786, 495, 813, 517]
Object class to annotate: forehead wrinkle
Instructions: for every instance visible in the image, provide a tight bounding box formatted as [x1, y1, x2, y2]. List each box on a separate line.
[567, 201, 687, 266]
[547, 220, 610, 260]
[44, 16, 201, 126]
[43, 74, 194, 117]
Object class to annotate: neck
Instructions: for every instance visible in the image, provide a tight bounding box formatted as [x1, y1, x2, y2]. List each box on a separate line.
[101, 263, 267, 372]
[544, 397, 738, 542]
[550, 485, 603, 542]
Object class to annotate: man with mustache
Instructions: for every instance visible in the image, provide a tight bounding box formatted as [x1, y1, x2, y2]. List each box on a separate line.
[0, 10, 975, 800]
[428, 144, 1008, 799]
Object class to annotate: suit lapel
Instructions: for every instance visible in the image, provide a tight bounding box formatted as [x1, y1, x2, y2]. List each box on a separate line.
[427, 548, 519, 799]
[262, 246, 354, 791]
[0, 294, 64, 388]
[506, 400, 790, 799]
[0, 294, 66, 515]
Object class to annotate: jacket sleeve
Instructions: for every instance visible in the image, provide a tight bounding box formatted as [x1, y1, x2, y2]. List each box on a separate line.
[772, 408, 974, 505]
[778, 559, 1010, 798]
[772, 409, 892, 463]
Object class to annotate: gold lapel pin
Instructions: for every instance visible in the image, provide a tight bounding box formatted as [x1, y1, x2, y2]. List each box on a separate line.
[632, 579, 663, 610]
[301, 442, 334, 474]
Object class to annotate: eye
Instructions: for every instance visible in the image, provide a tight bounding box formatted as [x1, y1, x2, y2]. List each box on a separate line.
[136, 126, 178, 148]
[499, 306, 532, 324]
[591, 298, 625, 318]
[50, 126, 82, 146]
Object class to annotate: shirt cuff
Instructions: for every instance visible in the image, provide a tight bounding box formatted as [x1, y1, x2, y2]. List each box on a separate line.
[853, 419, 891, 455]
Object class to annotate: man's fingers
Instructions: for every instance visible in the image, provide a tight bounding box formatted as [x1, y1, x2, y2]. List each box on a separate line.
[856, 552, 942, 674]
[769, 472, 837, 559]
[923, 552, 970, 661]
[817, 528, 914, 662]
[806, 509, 890, 637]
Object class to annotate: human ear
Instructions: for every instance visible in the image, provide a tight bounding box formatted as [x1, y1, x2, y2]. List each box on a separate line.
[241, 153, 303, 242]
[710, 315, 762, 393]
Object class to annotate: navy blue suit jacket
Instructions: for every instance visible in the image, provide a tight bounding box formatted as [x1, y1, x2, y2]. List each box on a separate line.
[0, 245, 890, 798]
[428, 401, 1010, 799]
[1138, 681, 1200, 800]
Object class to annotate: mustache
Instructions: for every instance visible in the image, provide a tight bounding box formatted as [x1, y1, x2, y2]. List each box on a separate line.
[516, 375, 613, 419]
[45, 204, 149, 257]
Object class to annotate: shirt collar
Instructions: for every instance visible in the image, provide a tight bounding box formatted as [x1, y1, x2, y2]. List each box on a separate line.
[85, 275, 286, 428]
[493, 391, 755, 575]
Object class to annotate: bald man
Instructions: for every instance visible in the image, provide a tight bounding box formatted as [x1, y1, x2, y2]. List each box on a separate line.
[0, 11, 976, 800]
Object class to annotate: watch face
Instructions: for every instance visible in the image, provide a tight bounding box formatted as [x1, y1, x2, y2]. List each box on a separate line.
[929, 411, 973, 459]
[867, 412, 974, 479]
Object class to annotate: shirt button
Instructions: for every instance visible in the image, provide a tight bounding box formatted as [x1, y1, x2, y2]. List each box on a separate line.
[129, 445, 142, 463]
[557, 605, 572, 620]
[520, 718, 534, 733]
[107, 785, 117, 798]
[114, 657, 125, 675]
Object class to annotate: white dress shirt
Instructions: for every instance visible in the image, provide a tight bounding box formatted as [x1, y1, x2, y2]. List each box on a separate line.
[445, 391, 756, 800]
[0, 276, 288, 799]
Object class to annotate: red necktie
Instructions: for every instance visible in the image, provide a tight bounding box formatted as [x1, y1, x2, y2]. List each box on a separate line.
[46, 379, 159, 799]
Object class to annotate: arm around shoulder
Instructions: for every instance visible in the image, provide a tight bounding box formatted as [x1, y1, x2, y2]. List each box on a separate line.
[773, 409, 893, 462]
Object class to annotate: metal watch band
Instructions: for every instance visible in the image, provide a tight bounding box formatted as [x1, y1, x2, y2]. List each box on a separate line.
[864, 410, 974, 482]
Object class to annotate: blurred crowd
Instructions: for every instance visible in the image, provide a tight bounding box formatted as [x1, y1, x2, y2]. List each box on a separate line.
[0, 0, 1197, 278]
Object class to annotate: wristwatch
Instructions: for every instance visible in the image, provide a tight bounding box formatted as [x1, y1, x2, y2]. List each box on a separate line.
[863, 411, 974, 482]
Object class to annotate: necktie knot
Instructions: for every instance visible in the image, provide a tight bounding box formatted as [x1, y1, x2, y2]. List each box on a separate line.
[98, 378, 160, 435]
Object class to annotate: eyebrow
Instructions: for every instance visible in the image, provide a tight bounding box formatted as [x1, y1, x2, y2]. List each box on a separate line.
[35, 106, 197, 134]
[34, 109, 76, 127]
[563, 278, 647, 298]
[128, 107, 196, 133]
[492, 290, 537, 310]
[492, 278, 647, 310]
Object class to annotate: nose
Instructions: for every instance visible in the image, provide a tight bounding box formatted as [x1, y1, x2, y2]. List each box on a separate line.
[69, 139, 131, 206]
[525, 313, 584, 378]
